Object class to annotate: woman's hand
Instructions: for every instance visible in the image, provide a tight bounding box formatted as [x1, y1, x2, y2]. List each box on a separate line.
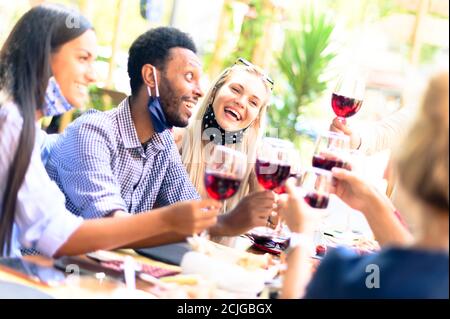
[330, 167, 384, 213]
[277, 178, 316, 234]
[331, 167, 412, 246]
[330, 117, 361, 149]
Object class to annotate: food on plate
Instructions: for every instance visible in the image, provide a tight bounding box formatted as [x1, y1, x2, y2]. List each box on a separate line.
[160, 274, 200, 285]
[187, 235, 275, 271]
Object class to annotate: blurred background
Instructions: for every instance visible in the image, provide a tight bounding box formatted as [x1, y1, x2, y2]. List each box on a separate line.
[1, 0, 449, 166]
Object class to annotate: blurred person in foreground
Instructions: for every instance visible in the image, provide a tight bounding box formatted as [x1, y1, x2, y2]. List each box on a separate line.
[279, 70, 449, 299]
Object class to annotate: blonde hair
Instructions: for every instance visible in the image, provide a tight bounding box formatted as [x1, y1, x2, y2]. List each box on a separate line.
[181, 64, 272, 212]
[396, 70, 449, 212]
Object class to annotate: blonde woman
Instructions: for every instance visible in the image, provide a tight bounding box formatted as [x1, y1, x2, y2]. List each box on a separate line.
[280, 70, 449, 299]
[179, 59, 278, 240]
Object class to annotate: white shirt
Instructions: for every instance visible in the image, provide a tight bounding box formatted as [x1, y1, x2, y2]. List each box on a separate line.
[0, 101, 83, 257]
[358, 106, 416, 155]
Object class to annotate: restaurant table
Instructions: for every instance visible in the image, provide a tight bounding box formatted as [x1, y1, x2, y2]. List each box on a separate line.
[0, 227, 375, 299]
[0, 250, 180, 298]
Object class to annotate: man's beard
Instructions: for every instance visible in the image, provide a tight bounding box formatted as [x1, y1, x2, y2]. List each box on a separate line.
[158, 75, 189, 128]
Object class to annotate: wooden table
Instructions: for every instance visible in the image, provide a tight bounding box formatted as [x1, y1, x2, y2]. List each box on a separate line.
[0, 250, 179, 298]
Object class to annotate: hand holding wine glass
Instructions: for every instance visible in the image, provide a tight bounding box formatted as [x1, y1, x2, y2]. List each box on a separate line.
[297, 167, 333, 248]
[273, 149, 302, 195]
[330, 167, 378, 214]
[330, 117, 362, 150]
[254, 138, 294, 233]
[221, 190, 277, 236]
[312, 131, 350, 171]
[202, 145, 247, 238]
[204, 145, 247, 201]
[277, 178, 316, 234]
[298, 168, 332, 210]
[255, 137, 293, 192]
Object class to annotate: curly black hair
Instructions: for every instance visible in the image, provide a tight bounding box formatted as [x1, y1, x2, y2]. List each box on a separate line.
[127, 26, 197, 96]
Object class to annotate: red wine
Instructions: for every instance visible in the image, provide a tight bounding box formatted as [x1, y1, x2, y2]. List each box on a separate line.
[316, 244, 327, 256]
[312, 155, 345, 171]
[273, 173, 298, 194]
[331, 93, 362, 118]
[255, 159, 291, 190]
[204, 172, 241, 200]
[304, 192, 329, 209]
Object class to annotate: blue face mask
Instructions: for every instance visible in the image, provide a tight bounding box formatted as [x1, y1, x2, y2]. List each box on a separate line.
[147, 66, 172, 133]
[42, 76, 73, 117]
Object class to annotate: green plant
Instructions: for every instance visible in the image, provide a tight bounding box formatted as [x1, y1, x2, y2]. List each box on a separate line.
[269, 4, 336, 144]
[419, 43, 442, 65]
[223, 0, 268, 68]
[87, 85, 115, 111]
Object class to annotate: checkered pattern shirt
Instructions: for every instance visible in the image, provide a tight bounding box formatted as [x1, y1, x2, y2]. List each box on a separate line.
[46, 98, 200, 219]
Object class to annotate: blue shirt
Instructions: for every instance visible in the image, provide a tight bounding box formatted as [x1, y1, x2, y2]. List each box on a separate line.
[37, 129, 60, 166]
[46, 98, 200, 219]
[305, 246, 449, 299]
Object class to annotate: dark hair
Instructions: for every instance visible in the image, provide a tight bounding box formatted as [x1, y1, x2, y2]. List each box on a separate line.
[0, 4, 92, 256]
[127, 26, 197, 96]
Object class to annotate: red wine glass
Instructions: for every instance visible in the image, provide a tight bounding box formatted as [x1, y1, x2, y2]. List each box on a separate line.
[332, 72, 365, 122]
[204, 145, 247, 201]
[297, 167, 333, 249]
[255, 137, 293, 191]
[312, 131, 350, 171]
[202, 145, 247, 238]
[254, 137, 294, 237]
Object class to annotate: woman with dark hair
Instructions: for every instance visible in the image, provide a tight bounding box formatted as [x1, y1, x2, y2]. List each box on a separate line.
[0, 4, 220, 257]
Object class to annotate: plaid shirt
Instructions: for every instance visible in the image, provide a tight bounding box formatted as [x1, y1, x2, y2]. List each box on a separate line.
[46, 98, 199, 219]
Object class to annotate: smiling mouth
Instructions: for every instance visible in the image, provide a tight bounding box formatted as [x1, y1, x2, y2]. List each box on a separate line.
[184, 101, 196, 109]
[224, 107, 241, 121]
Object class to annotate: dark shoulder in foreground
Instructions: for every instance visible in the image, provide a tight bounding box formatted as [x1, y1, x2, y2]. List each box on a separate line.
[304, 246, 449, 299]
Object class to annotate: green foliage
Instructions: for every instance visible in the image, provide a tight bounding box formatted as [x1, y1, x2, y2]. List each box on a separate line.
[419, 44, 442, 65]
[223, 0, 268, 68]
[87, 86, 114, 111]
[269, 4, 336, 144]
[322, 0, 400, 27]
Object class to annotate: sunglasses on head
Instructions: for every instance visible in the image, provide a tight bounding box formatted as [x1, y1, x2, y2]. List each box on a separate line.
[234, 57, 274, 91]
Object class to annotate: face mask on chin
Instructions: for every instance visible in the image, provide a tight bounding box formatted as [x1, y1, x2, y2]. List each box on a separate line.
[202, 104, 247, 145]
[42, 76, 73, 117]
[147, 66, 173, 133]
